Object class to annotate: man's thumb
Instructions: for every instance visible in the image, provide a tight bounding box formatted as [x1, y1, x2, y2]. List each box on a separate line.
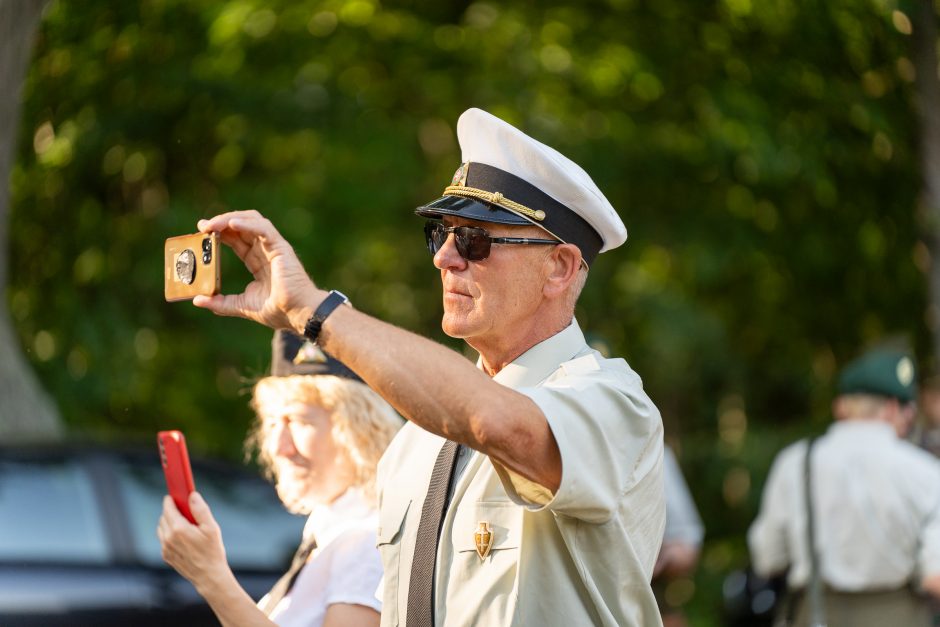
[194, 293, 249, 321]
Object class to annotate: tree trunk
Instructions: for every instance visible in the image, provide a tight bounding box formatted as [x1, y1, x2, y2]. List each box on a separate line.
[0, 0, 63, 441]
[914, 0, 940, 370]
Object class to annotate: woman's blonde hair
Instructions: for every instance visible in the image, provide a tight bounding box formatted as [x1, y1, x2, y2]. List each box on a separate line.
[246, 374, 402, 502]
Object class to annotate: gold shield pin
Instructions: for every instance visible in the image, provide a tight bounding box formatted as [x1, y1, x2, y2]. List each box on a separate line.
[474, 521, 494, 560]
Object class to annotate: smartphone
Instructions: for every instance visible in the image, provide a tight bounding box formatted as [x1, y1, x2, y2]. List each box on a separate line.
[164, 232, 220, 302]
[157, 430, 197, 524]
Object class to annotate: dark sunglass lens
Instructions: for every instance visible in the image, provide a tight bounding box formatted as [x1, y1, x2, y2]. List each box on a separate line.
[456, 226, 491, 261]
[432, 225, 449, 250]
[424, 222, 446, 254]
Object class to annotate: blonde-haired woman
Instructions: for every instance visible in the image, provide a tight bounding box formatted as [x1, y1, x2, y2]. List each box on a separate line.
[158, 331, 402, 627]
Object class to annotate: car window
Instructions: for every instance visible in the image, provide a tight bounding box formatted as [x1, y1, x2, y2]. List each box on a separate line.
[115, 458, 305, 569]
[0, 458, 110, 563]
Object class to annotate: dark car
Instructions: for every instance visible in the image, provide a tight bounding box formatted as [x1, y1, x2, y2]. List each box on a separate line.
[0, 443, 306, 626]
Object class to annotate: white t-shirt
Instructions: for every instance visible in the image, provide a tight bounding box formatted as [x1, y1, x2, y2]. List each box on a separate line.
[262, 488, 383, 627]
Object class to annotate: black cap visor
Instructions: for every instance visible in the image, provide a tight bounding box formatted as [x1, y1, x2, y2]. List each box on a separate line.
[415, 195, 532, 227]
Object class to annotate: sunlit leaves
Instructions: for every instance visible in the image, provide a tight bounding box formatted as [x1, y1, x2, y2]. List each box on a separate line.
[8, 4, 933, 621]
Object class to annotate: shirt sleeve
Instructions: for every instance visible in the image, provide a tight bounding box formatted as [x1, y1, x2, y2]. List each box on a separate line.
[663, 446, 705, 547]
[918, 507, 940, 580]
[493, 368, 663, 524]
[912, 458, 940, 579]
[748, 444, 798, 578]
[324, 528, 384, 613]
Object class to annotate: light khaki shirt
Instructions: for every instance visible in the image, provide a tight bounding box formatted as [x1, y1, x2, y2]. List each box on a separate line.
[375, 321, 666, 626]
[748, 420, 940, 591]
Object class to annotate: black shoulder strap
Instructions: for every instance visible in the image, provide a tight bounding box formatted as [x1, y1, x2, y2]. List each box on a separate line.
[803, 437, 827, 627]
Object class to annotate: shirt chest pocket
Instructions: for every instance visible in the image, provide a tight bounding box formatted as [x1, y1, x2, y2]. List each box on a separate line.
[447, 501, 523, 623]
[376, 498, 411, 627]
[453, 501, 522, 559]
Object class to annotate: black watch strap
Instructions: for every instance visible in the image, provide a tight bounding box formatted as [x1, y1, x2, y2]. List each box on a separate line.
[303, 290, 350, 344]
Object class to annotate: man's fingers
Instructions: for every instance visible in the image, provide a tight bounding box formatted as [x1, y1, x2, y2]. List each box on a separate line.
[227, 216, 280, 242]
[197, 210, 262, 234]
[198, 211, 275, 241]
[193, 293, 249, 319]
[218, 229, 251, 260]
[205, 216, 266, 261]
[203, 213, 286, 277]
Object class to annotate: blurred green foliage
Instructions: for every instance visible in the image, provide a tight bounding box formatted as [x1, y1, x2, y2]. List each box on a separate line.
[7, 0, 932, 622]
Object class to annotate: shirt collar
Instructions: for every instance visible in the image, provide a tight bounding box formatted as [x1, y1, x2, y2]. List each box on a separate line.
[485, 319, 588, 388]
[303, 488, 375, 548]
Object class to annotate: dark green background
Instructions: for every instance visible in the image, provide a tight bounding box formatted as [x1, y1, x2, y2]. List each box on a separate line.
[8, 0, 930, 622]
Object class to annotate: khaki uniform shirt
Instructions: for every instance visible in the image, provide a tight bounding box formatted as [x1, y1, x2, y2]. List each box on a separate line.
[748, 420, 940, 591]
[375, 321, 666, 626]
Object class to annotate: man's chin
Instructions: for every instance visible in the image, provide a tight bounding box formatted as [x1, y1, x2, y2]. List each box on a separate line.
[440, 315, 472, 339]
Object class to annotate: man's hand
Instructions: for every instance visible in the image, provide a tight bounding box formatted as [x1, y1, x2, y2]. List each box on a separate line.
[193, 210, 323, 332]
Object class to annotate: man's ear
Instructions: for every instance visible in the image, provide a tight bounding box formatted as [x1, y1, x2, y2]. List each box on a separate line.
[831, 397, 843, 420]
[542, 243, 581, 299]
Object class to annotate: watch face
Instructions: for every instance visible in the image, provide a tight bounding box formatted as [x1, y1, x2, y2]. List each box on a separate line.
[175, 249, 196, 285]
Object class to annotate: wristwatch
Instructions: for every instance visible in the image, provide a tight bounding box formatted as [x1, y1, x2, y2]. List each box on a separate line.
[303, 290, 350, 344]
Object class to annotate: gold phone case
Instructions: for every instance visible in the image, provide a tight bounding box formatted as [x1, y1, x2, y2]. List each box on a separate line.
[164, 232, 220, 302]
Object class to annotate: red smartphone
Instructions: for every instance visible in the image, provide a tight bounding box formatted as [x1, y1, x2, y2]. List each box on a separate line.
[157, 430, 197, 524]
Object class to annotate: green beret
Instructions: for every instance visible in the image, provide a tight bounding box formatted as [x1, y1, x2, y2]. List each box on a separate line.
[836, 348, 917, 403]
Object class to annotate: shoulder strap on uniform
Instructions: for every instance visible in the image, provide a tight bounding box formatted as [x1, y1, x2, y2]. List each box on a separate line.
[803, 436, 827, 627]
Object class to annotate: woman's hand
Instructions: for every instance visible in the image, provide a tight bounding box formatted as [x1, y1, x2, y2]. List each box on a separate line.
[193, 210, 325, 334]
[157, 491, 231, 594]
[157, 491, 278, 627]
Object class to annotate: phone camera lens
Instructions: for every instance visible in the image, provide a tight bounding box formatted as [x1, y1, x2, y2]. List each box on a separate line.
[202, 238, 213, 265]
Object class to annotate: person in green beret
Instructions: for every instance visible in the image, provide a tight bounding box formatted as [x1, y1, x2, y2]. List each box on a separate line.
[747, 346, 940, 627]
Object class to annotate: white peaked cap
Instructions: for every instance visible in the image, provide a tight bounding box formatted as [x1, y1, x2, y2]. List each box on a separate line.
[416, 108, 627, 265]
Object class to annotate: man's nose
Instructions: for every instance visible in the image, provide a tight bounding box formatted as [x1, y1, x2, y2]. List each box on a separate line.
[433, 232, 468, 271]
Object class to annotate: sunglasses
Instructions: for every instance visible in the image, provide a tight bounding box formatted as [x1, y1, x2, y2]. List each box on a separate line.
[424, 221, 559, 261]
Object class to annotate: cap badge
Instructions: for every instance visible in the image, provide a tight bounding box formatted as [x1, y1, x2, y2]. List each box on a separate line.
[897, 357, 914, 387]
[293, 341, 329, 366]
[474, 521, 494, 560]
[451, 162, 469, 187]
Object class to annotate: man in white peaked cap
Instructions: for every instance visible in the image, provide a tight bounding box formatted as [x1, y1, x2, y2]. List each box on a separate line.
[192, 108, 666, 626]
